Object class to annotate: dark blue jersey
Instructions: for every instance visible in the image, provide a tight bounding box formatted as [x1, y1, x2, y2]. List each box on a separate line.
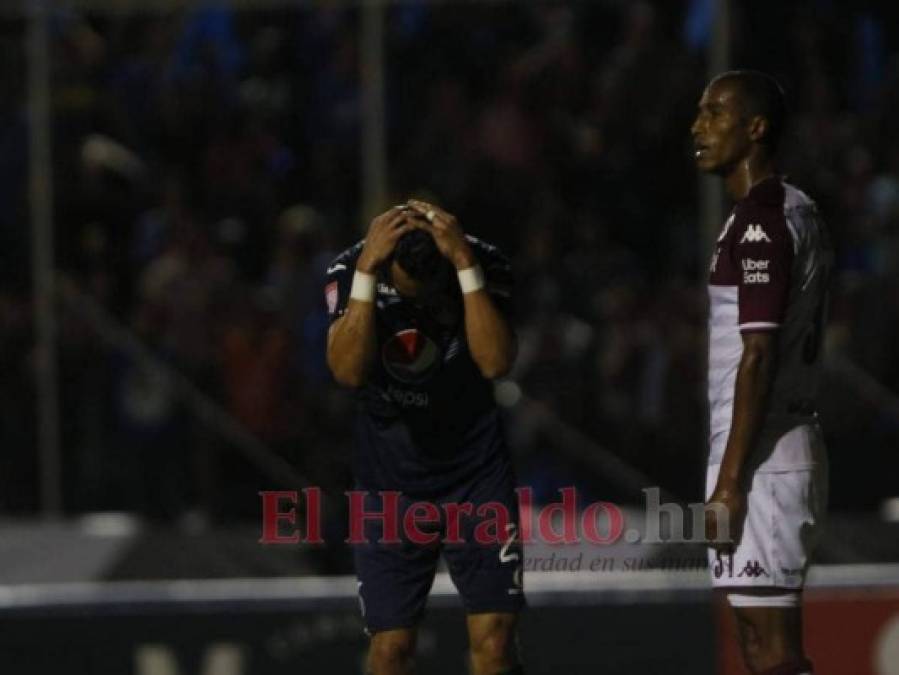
[324, 236, 514, 496]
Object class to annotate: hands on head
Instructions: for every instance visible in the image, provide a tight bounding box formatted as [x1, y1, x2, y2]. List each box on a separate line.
[357, 199, 475, 274]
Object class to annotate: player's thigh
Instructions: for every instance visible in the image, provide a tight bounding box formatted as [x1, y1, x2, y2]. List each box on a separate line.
[442, 463, 524, 615]
[354, 495, 442, 633]
[706, 464, 824, 588]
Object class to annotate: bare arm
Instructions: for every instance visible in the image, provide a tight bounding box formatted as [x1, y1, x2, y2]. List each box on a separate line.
[458, 271, 517, 380]
[718, 332, 777, 488]
[407, 200, 516, 379]
[326, 301, 378, 388]
[326, 208, 415, 388]
[717, 331, 778, 486]
[706, 331, 778, 547]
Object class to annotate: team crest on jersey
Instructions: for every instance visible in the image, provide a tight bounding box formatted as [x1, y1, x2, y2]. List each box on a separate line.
[382, 329, 441, 384]
[325, 281, 339, 314]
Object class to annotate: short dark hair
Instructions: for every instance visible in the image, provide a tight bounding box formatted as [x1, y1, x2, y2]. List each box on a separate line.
[394, 229, 451, 283]
[713, 70, 787, 150]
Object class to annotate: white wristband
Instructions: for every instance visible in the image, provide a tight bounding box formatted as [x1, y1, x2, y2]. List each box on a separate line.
[457, 265, 486, 294]
[350, 270, 376, 302]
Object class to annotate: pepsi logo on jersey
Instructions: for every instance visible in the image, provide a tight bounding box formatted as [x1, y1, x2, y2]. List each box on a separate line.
[381, 329, 441, 384]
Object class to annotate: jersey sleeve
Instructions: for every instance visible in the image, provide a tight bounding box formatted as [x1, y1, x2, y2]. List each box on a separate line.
[733, 205, 795, 332]
[324, 255, 353, 325]
[476, 241, 514, 316]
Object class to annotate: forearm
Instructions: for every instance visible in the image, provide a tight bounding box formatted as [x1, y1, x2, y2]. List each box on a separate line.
[463, 290, 516, 379]
[327, 300, 378, 388]
[717, 346, 777, 486]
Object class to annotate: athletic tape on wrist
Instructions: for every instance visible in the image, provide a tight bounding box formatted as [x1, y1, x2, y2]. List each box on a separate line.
[350, 270, 376, 302]
[457, 265, 486, 294]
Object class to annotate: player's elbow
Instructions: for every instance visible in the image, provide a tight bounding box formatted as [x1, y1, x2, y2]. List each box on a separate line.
[739, 343, 778, 383]
[741, 342, 776, 368]
[331, 369, 367, 388]
[476, 355, 514, 380]
[326, 352, 367, 389]
[741, 332, 777, 366]
[478, 365, 508, 380]
[475, 336, 517, 380]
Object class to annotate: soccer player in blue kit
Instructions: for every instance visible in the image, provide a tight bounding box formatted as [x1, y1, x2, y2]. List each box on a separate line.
[325, 200, 524, 675]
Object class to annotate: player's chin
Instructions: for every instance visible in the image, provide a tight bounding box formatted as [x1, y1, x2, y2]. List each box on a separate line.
[693, 152, 720, 174]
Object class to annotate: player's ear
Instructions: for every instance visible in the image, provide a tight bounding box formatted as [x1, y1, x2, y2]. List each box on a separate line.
[748, 114, 769, 144]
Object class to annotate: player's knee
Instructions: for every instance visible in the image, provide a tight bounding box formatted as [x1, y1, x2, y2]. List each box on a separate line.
[470, 615, 516, 667]
[368, 631, 416, 673]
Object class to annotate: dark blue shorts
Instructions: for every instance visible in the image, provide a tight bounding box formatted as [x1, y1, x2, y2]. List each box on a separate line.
[353, 459, 524, 634]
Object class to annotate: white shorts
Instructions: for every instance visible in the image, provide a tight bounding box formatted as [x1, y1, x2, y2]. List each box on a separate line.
[706, 426, 828, 590]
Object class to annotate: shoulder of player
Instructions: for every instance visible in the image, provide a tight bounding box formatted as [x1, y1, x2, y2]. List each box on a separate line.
[731, 193, 791, 246]
[465, 234, 511, 270]
[780, 178, 818, 208]
[325, 240, 364, 275]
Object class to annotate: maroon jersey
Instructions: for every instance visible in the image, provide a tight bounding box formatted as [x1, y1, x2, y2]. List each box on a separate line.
[708, 176, 832, 471]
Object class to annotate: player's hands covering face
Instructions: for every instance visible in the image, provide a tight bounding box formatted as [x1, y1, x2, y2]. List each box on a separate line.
[357, 206, 418, 274]
[406, 200, 476, 270]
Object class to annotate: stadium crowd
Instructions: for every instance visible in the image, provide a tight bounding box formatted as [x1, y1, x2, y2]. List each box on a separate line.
[0, 1, 897, 535]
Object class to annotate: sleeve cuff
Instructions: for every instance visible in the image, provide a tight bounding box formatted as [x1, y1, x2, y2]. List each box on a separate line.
[738, 321, 781, 332]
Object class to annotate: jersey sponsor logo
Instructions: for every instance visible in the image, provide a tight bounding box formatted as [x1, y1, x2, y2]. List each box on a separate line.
[742, 259, 769, 271]
[743, 271, 770, 284]
[326, 263, 347, 275]
[325, 281, 339, 314]
[740, 224, 772, 244]
[381, 329, 440, 384]
[742, 258, 770, 284]
[386, 384, 429, 408]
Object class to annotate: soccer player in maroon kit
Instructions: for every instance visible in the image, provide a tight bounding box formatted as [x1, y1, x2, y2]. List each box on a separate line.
[692, 71, 832, 675]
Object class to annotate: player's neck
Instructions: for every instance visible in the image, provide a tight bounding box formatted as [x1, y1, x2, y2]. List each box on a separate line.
[724, 153, 776, 201]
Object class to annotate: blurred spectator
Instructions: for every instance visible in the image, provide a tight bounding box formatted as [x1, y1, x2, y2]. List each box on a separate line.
[1, 1, 898, 534]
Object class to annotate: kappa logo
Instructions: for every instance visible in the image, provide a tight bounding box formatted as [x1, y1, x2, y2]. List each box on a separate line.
[740, 224, 772, 244]
[737, 560, 770, 579]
